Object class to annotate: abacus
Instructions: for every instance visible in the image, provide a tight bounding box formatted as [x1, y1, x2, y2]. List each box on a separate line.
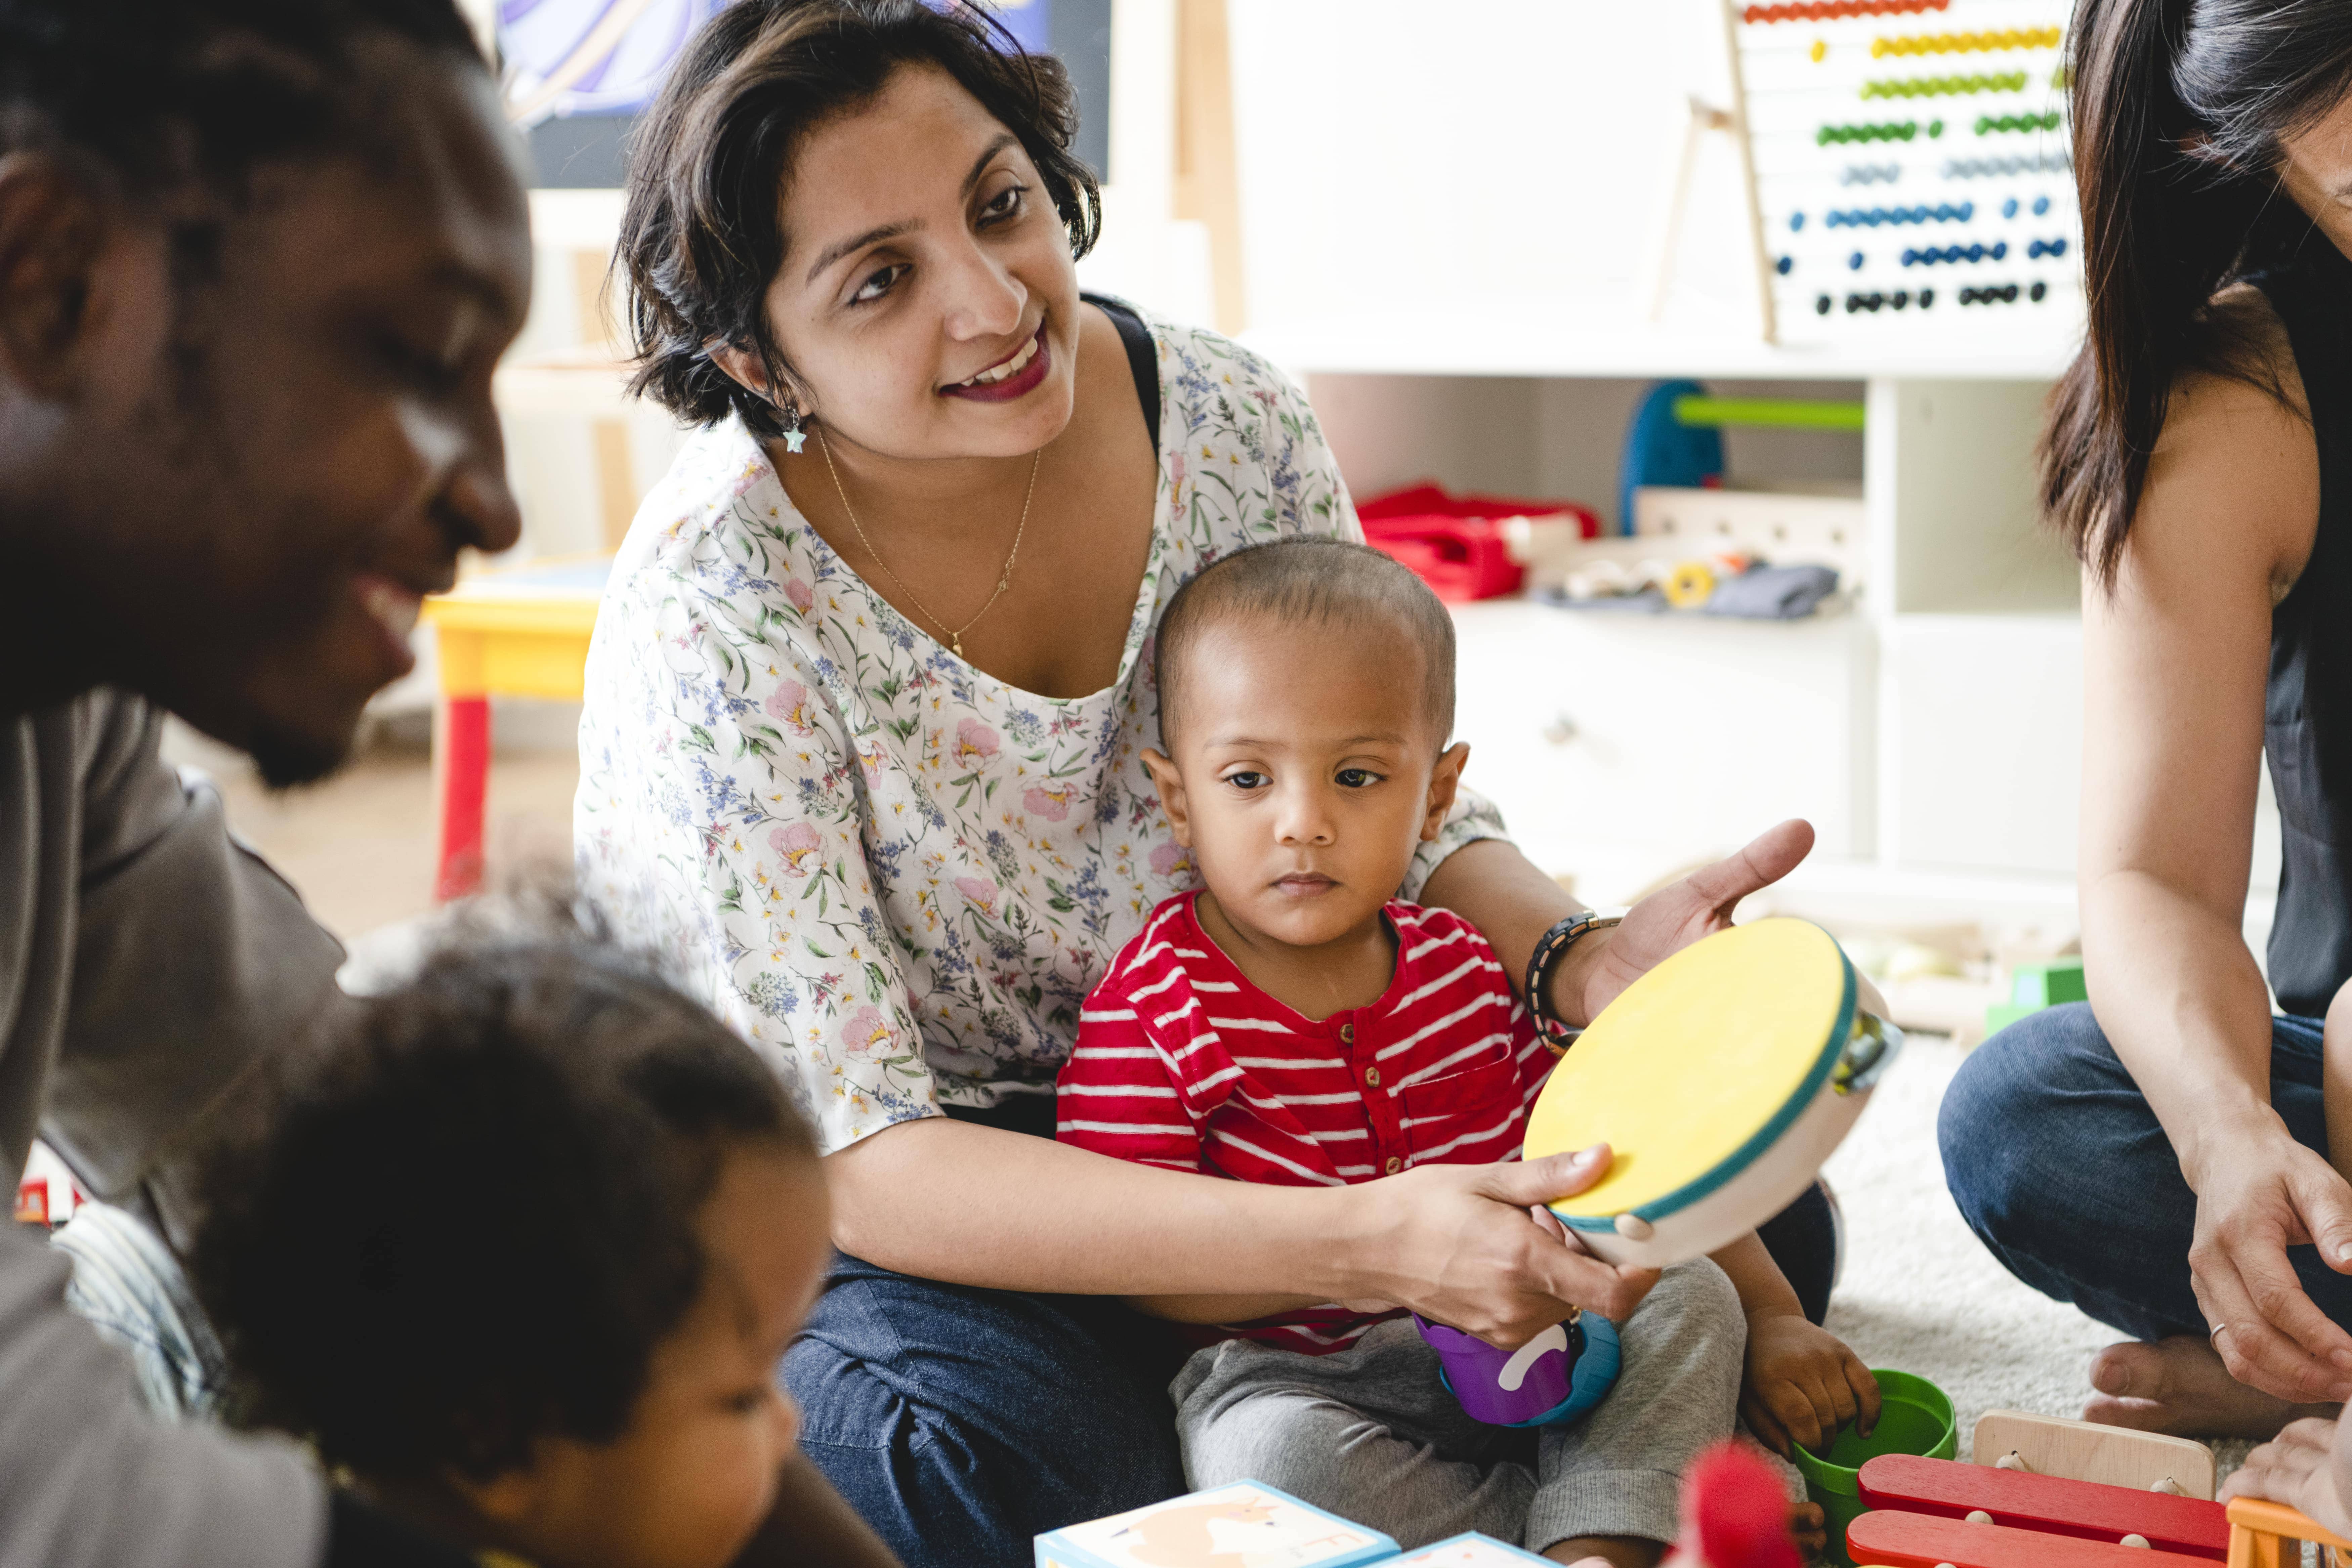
[1725, 0, 2080, 342]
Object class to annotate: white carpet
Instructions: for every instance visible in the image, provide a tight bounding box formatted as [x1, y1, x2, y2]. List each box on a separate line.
[1815, 1032, 2253, 1476]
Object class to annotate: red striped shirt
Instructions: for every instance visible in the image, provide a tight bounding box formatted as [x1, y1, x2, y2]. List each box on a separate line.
[1056, 891, 1553, 1353]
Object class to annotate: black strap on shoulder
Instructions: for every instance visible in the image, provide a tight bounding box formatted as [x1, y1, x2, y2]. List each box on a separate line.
[1082, 291, 1160, 446]
[321, 1491, 479, 1568]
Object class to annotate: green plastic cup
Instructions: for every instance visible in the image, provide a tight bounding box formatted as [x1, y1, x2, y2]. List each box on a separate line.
[1788, 1369, 1956, 1567]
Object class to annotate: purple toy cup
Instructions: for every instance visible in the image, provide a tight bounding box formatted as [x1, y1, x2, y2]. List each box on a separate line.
[1413, 1314, 1575, 1426]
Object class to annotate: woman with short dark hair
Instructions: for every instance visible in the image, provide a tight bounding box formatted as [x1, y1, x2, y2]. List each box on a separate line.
[1942, 0, 2352, 1443]
[578, 4, 1840, 1562]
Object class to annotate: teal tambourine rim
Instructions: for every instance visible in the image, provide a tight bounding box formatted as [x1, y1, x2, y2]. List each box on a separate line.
[1551, 920, 1858, 1231]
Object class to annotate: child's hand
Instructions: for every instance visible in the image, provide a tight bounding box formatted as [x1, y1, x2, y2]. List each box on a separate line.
[1787, 1497, 1828, 1560]
[1740, 1313, 1880, 1459]
[2222, 1416, 2352, 1543]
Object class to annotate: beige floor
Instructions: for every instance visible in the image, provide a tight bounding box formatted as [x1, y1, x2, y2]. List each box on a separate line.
[170, 723, 581, 942]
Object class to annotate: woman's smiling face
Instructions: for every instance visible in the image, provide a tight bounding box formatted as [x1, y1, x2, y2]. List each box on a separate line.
[754, 62, 1082, 461]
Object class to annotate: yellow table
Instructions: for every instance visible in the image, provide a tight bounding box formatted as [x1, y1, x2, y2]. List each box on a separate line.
[417, 555, 609, 899]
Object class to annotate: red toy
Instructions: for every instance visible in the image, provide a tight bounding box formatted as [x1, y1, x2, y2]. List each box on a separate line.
[1662, 1442, 1800, 1568]
[1856, 1454, 2228, 1560]
[1356, 483, 1601, 604]
[1845, 1508, 2211, 1567]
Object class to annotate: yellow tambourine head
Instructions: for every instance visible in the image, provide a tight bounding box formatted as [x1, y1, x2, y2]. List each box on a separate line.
[1525, 918, 1895, 1267]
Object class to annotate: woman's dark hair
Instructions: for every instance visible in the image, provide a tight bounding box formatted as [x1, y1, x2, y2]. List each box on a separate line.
[192, 935, 813, 1483]
[0, 0, 483, 200]
[617, 0, 1102, 440]
[2044, 0, 2352, 586]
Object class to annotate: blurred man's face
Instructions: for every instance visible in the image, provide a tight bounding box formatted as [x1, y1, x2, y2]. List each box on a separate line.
[0, 35, 530, 784]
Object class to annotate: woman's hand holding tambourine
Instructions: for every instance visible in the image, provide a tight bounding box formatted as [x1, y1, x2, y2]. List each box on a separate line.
[1338, 1144, 1660, 1349]
[1560, 819, 1817, 1028]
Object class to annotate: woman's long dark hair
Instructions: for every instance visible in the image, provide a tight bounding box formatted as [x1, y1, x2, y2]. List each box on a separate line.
[2044, 0, 2352, 587]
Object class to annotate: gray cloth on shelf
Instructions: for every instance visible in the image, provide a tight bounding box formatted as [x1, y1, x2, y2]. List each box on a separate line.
[1704, 563, 1840, 619]
[0, 690, 342, 1568]
[1171, 1258, 1746, 1555]
[1536, 585, 1670, 613]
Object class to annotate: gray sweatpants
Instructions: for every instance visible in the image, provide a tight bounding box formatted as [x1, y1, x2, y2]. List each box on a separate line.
[1172, 1259, 1746, 1556]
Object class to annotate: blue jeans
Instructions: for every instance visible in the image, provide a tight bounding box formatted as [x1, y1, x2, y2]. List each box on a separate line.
[790, 1103, 1842, 1568]
[1939, 1002, 2352, 1342]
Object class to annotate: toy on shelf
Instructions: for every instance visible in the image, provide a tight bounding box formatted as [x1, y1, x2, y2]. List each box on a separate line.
[1413, 1311, 1620, 1428]
[1035, 1482, 1396, 1568]
[1789, 1369, 1957, 1566]
[1522, 918, 1903, 1268]
[1619, 381, 1724, 534]
[1982, 957, 2087, 1036]
[2223, 1497, 2352, 1568]
[1356, 483, 1599, 605]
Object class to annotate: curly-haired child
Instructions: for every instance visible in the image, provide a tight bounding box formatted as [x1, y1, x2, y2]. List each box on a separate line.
[192, 936, 836, 1568]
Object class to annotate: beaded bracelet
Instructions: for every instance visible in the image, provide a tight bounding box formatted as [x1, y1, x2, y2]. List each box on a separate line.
[1524, 911, 1622, 1050]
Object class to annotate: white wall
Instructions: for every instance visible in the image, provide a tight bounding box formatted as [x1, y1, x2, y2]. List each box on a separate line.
[1227, 0, 1754, 338]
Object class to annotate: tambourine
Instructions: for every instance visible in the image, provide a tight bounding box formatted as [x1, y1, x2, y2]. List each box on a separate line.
[1522, 918, 1899, 1268]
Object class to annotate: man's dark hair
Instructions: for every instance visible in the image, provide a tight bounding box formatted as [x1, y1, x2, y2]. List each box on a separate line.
[192, 935, 814, 1484]
[0, 0, 483, 199]
[618, 0, 1103, 441]
[1152, 538, 1457, 753]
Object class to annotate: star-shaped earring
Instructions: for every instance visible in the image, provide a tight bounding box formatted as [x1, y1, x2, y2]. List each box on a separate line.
[783, 424, 807, 455]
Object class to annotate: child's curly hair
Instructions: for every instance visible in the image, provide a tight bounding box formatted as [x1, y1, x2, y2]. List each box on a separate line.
[192, 935, 814, 1483]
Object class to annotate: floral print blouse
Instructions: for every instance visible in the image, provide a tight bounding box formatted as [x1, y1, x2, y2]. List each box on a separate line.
[575, 311, 1507, 1154]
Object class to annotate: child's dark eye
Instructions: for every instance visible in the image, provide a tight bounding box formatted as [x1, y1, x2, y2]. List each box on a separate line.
[724, 1387, 768, 1415]
[1224, 771, 1268, 792]
[1336, 768, 1381, 788]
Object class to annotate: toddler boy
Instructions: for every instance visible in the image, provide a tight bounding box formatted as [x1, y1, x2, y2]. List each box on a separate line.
[1058, 538, 1870, 1568]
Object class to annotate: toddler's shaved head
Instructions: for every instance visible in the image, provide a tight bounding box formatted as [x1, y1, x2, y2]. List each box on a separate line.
[1152, 537, 1455, 753]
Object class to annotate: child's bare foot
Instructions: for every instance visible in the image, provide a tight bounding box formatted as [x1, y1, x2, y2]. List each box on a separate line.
[1543, 1535, 1663, 1568]
[2085, 1337, 2336, 1438]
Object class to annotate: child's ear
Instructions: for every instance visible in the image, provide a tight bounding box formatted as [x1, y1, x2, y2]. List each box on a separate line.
[1420, 743, 1469, 842]
[1141, 747, 1194, 847]
[445, 1459, 551, 1533]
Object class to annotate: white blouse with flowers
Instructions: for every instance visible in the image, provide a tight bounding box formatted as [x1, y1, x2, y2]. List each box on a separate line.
[575, 310, 1507, 1155]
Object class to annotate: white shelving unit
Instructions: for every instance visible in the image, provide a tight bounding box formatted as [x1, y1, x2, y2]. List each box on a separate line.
[1250, 325, 2290, 945]
[1243, 318, 2116, 931]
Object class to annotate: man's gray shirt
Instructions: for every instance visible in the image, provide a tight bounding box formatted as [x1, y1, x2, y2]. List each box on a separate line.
[0, 689, 340, 1568]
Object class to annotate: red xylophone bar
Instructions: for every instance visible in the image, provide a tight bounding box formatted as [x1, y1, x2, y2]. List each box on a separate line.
[1847, 1509, 2213, 1568]
[1857, 1454, 2228, 1560]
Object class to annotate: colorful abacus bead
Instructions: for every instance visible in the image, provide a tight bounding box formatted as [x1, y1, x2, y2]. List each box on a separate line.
[1744, 0, 1950, 23]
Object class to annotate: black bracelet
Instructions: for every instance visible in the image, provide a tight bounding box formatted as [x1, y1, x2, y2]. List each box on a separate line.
[1524, 911, 1621, 1049]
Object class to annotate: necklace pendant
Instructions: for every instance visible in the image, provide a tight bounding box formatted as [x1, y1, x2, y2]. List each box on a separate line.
[951, 636, 964, 658]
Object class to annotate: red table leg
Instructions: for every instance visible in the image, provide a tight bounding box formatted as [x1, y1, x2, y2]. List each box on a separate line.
[434, 694, 491, 901]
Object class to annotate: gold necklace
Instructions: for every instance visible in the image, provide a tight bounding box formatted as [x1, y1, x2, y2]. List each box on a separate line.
[814, 428, 1040, 660]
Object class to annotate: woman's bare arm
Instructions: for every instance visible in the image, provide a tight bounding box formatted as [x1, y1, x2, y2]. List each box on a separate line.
[825, 1118, 1653, 1347]
[1418, 826, 1819, 1029]
[2080, 312, 2350, 1399]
